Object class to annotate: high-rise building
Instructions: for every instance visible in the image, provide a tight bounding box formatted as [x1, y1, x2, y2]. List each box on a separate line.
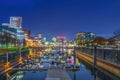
[9, 17, 25, 47]
[35, 33, 42, 44]
[75, 32, 94, 46]
[10, 17, 22, 28]
[76, 32, 86, 46]
[37, 33, 42, 39]
[1, 17, 25, 47]
[0, 25, 17, 48]
[24, 29, 31, 37]
[42, 37, 47, 43]
[86, 32, 94, 42]
[52, 37, 57, 43]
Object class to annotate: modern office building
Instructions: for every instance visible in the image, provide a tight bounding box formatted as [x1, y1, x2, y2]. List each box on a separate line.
[86, 32, 94, 42]
[17, 28, 25, 47]
[24, 29, 31, 40]
[42, 37, 47, 43]
[10, 17, 22, 29]
[24, 29, 33, 47]
[75, 32, 94, 46]
[52, 37, 57, 43]
[37, 33, 42, 39]
[0, 25, 17, 48]
[76, 32, 86, 46]
[35, 33, 42, 44]
[8, 17, 25, 47]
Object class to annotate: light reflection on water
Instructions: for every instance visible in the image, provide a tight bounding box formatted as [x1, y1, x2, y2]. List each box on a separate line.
[0, 61, 117, 80]
[0, 49, 119, 80]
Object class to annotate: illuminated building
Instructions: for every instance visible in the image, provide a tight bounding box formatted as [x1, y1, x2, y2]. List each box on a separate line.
[76, 32, 86, 46]
[35, 33, 42, 44]
[42, 37, 46, 42]
[8, 17, 25, 47]
[10, 17, 22, 29]
[2, 23, 10, 26]
[23, 29, 33, 47]
[24, 29, 40, 47]
[17, 29, 25, 47]
[86, 32, 94, 42]
[57, 35, 66, 52]
[52, 37, 57, 43]
[75, 32, 94, 46]
[0, 25, 17, 48]
[37, 33, 42, 39]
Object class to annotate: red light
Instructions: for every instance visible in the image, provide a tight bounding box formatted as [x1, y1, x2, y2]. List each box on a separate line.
[57, 36, 65, 39]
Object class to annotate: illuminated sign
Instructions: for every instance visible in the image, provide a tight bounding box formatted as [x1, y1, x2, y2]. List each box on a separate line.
[57, 36, 65, 39]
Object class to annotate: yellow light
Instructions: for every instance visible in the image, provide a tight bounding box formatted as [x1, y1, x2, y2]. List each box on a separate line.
[5, 62, 10, 69]
[6, 73, 10, 77]
[18, 57, 23, 64]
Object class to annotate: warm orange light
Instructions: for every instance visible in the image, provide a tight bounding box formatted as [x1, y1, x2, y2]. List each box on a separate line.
[18, 57, 23, 64]
[6, 73, 10, 77]
[5, 62, 10, 69]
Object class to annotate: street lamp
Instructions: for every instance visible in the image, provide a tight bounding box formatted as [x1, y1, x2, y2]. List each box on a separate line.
[93, 43, 97, 69]
[5, 53, 10, 68]
[19, 48, 23, 65]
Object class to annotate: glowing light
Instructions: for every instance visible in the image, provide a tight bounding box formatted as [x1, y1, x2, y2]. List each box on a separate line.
[5, 62, 10, 69]
[18, 57, 23, 64]
[57, 36, 65, 39]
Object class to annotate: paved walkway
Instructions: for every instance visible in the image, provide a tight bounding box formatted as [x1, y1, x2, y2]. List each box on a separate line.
[46, 68, 72, 80]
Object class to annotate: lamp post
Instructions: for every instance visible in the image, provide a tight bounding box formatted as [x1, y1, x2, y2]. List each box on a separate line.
[6, 53, 9, 67]
[19, 47, 22, 65]
[74, 71, 76, 80]
[73, 41, 76, 69]
[93, 43, 97, 69]
[74, 46, 76, 69]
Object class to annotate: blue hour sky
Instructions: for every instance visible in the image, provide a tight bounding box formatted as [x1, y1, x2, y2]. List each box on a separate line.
[0, 0, 120, 40]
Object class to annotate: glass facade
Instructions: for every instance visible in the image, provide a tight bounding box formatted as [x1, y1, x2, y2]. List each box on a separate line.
[0, 26, 17, 48]
[85, 32, 94, 42]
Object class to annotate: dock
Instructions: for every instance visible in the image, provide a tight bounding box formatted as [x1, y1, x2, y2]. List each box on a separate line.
[46, 68, 72, 80]
[12, 68, 48, 71]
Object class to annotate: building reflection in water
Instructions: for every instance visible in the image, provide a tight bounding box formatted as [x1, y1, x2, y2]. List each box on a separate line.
[5, 71, 25, 80]
[73, 71, 76, 80]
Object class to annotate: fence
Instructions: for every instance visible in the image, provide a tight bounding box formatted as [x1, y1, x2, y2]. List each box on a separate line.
[76, 47, 120, 65]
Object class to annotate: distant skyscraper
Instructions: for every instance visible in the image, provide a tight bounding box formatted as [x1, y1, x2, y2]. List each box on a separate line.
[36, 33, 42, 43]
[42, 37, 47, 42]
[76, 32, 86, 46]
[75, 32, 94, 46]
[52, 37, 57, 42]
[86, 32, 94, 42]
[10, 17, 22, 28]
[37, 33, 42, 39]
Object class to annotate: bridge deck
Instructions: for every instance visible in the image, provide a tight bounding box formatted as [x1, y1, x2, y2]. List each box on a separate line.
[46, 68, 72, 80]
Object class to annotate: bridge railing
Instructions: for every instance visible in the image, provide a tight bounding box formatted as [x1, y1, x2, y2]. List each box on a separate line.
[76, 47, 120, 65]
[0, 50, 29, 73]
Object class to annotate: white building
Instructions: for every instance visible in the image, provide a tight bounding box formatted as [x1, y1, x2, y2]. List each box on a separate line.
[9, 17, 25, 47]
[10, 17, 22, 29]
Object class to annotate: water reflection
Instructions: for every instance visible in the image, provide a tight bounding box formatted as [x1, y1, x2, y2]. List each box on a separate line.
[4, 71, 25, 80]
[0, 49, 120, 80]
[73, 71, 76, 80]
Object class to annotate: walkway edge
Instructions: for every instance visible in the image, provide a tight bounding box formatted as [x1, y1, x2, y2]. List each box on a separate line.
[76, 51, 120, 78]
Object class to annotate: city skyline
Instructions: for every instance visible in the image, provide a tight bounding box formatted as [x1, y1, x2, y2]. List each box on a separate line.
[0, 0, 120, 39]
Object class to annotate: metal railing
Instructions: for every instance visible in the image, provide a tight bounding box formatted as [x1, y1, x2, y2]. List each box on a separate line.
[76, 47, 120, 65]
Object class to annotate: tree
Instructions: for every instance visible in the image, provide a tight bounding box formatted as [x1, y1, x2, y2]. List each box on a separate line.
[106, 39, 115, 45]
[92, 36, 106, 45]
